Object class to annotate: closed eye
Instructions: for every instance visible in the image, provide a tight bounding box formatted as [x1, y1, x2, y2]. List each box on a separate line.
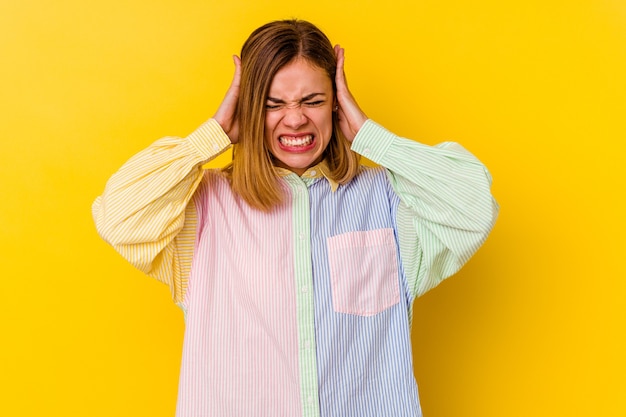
[266, 93, 327, 111]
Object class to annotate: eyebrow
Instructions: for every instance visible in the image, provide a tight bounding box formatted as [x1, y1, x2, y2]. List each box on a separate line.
[266, 93, 327, 104]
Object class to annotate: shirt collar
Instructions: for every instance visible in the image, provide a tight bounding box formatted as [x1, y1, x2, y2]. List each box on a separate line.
[275, 160, 339, 192]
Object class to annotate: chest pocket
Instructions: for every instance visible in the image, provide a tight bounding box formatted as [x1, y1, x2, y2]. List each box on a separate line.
[327, 228, 401, 316]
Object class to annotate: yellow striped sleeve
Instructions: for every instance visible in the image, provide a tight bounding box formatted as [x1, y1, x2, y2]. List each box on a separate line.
[92, 119, 232, 303]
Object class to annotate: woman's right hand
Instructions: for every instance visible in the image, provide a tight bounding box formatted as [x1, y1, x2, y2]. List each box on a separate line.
[213, 55, 242, 144]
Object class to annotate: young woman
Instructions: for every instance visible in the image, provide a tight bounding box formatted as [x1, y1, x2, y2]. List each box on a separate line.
[93, 19, 498, 417]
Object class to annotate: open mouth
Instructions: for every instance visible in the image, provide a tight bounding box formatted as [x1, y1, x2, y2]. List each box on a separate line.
[279, 134, 314, 148]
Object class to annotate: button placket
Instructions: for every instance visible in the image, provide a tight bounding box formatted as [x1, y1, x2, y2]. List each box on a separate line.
[288, 176, 320, 417]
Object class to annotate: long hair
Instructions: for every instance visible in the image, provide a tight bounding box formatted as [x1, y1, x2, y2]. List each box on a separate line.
[224, 19, 360, 211]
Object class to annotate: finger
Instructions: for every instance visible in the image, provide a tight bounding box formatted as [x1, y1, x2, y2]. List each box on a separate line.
[334, 45, 346, 89]
[232, 55, 242, 87]
[213, 55, 242, 139]
[225, 55, 241, 99]
[225, 56, 242, 104]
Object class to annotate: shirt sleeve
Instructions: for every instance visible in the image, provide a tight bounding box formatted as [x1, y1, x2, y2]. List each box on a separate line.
[92, 119, 232, 303]
[351, 119, 499, 299]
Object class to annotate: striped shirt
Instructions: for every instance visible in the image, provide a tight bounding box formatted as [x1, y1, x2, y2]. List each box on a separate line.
[93, 119, 498, 417]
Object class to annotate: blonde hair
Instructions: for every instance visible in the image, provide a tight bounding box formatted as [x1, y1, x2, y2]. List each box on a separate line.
[223, 19, 360, 211]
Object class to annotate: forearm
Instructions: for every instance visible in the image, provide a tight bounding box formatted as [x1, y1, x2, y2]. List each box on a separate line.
[351, 120, 499, 296]
[92, 119, 231, 278]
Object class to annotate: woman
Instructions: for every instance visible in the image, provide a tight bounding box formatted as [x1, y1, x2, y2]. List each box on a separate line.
[93, 19, 498, 417]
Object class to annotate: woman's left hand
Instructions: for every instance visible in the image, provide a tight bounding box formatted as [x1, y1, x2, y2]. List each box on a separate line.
[334, 45, 368, 142]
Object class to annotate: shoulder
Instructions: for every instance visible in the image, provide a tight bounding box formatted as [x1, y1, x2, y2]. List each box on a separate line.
[201, 168, 230, 183]
[354, 164, 388, 181]
[341, 165, 390, 191]
[195, 168, 233, 197]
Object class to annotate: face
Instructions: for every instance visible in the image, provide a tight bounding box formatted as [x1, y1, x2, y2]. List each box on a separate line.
[265, 58, 334, 176]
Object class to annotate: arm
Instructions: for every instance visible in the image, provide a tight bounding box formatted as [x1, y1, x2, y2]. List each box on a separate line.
[351, 121, 499, 298]
[92, 119, 232, 302]
[93, 56, 241, 303]
[334, 45, 498, 298]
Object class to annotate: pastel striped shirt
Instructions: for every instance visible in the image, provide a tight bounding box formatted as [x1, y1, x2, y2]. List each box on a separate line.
[93, 119, 498, 417]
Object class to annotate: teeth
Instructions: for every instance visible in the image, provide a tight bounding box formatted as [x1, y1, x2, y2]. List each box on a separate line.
[279, 135, 313, 147]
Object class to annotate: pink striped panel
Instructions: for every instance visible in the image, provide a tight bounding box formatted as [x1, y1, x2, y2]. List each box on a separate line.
[175, 171, 302, 417]
[327, 228, 401, 316]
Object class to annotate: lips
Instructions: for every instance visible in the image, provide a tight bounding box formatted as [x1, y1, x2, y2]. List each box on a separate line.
[279, 134, 314, 147]
[277, 134, 317, 153]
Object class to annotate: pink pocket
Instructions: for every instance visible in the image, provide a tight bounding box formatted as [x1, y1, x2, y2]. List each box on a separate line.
[327, 228, 401, 316]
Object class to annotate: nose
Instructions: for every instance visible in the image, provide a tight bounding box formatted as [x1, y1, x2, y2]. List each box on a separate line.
[282, 106, 307, 129]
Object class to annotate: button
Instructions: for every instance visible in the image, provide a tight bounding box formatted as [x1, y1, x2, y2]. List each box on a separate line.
[212, 143, 220, 151]
[299, 233, 305, 240]
[363, 148, 371, 155]
[308, 395, 314, 404]
[302, 286, 308, 293]
[309, 169, 317, 176]
[304, 340, 311, 349]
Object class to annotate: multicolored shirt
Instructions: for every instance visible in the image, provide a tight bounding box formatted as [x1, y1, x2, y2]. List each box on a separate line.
[93, 119, 498, 417]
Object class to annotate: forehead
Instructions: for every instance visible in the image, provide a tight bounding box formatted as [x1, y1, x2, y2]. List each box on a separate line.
[268, 58, 332, 98]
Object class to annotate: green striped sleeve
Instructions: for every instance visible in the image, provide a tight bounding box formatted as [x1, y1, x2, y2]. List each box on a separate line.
[351, 120, 499, 300]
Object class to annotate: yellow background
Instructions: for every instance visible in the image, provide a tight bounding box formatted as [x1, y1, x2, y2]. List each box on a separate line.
[1, 0, 624, 416]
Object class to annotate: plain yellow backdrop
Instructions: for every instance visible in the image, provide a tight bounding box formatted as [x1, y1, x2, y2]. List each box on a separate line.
[1, 0, 624, 416]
